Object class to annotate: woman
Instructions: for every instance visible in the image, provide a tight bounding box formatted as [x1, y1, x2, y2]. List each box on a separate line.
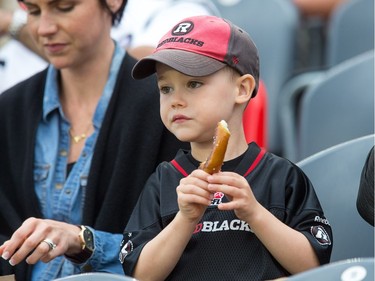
[0, 0, 186, 280]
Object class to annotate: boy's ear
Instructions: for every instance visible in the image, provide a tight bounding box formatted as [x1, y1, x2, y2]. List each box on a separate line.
[235, 74, 256, 105]
[106, 0, 123, 13]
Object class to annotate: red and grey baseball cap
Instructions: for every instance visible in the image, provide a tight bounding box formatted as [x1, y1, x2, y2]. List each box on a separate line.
[131, 15, 259, 97]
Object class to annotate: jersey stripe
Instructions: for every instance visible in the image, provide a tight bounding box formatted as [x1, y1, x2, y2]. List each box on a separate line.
[171, 148, 266, 178]
[243, 148, 266, 177]
[171, 159, 189, 177]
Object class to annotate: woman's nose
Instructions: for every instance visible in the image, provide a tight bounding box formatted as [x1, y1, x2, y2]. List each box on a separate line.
[37, 12, 58, 36]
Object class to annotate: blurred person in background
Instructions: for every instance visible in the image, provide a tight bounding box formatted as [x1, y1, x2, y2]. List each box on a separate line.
[356, 146, 374, 227]
[292, 0, 346, 70]
[293, 0, 345, 19]
[0, 0, 218, 93]
[0, 0, 47, 93]
[112, 0, 219, 59]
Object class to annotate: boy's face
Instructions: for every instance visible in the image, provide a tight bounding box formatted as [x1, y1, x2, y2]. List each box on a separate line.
[156, 63, 241, 144]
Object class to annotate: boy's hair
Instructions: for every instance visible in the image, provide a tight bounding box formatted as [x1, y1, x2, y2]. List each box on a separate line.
[132, 15, 259, 97]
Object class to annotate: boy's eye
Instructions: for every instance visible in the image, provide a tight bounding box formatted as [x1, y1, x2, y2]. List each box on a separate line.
[159, 86, 172, 95]
[187, 81, 202, 89]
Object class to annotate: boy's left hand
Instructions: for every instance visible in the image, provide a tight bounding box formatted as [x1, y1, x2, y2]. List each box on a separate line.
[206, 171, 260, 222]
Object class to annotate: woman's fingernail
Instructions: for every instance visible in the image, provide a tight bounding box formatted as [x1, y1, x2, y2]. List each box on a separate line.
[9, 259, 15, 266]
[2, 252, 9, 260]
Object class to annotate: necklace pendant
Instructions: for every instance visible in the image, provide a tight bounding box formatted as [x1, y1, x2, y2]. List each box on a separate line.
[72, 134, 86, 143]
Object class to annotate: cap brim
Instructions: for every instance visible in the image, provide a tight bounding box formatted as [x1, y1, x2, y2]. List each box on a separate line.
[132, 49, 227, 79]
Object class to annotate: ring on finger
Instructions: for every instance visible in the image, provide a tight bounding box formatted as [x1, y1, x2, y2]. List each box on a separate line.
[41, 238, 57, 251]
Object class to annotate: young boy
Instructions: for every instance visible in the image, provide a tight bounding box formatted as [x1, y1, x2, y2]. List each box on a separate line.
[120, 15, 332, 280]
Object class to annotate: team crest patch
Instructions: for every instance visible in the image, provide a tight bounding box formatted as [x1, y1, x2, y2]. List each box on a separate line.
[119, 239, 134, 264]
[211, 192, 224, 205]
[311, 225, 331, 245]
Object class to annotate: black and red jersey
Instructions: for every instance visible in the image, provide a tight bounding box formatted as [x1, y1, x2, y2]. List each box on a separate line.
[121, 142, 332, 280]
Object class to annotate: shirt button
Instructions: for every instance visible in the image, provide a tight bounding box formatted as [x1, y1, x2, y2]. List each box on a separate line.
[65, 189, 71, 195]
[60, 150, 68, 157]
[55, 183, 63, 190]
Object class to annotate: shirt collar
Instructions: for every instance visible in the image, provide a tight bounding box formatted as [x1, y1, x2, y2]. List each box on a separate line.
[42, 42, 126, 123]
[42, 66, 61, 121]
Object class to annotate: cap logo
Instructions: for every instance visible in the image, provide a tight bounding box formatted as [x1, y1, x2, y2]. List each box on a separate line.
[172, 21, 194, 35]
[157, 20, 204, 49]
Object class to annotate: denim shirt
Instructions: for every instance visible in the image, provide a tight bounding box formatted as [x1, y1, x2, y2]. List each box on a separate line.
[32, 43, 125, 281]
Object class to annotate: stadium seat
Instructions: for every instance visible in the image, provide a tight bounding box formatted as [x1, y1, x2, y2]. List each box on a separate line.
[297, 135, 375, 262]
[281, 51, 374, 161]
[279, 0, 374, 159]
[53, 272, 137, 281]
[325, 0, 374, 67]
[287, 258, 374, 280]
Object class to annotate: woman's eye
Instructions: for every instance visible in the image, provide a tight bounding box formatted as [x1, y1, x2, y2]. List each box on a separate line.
[188, 81, 202, 89]
[28, 9, 40, 16]
[25, 3, 74, 15]
[57, 5, 74, 12]
[26, 6, 40, 16]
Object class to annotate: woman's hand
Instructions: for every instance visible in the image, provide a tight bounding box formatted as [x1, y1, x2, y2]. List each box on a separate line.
[0, 217, 82, 265]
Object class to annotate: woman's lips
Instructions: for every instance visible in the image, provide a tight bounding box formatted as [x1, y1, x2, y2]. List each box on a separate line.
[44, 43, 66, 54]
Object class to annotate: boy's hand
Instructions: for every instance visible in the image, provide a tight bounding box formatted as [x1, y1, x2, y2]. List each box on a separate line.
[206, 171, 260, 222]
[176, 170, 212, 223]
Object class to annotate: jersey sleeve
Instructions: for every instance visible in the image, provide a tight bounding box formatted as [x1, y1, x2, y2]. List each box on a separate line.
[120, 165, 165, 276]
[283, 165, 333, 265]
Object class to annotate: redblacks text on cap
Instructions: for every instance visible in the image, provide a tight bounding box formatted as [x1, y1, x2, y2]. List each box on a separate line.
[132, 15, 259, 97]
